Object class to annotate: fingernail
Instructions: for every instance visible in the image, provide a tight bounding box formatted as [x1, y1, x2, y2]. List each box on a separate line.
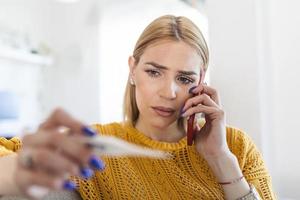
[63, 180, 77, 190]
[80, 167, 94, 179]
[27, 185, 49, 199]
[179, 106, 185, 116]
[89, 155, 105, 170]
[82, 126, 97, 137]
[204, 82, 207, 85]
[71, 166, 80, 175]
[188, 86, 197, 94]
[53, 179, 64, 189]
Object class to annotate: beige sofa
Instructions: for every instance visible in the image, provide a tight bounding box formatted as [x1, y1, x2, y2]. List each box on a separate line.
[0, 191, 82, 200]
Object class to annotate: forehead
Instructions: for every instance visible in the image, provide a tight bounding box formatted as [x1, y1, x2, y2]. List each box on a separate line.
[140, 40, 203, 73]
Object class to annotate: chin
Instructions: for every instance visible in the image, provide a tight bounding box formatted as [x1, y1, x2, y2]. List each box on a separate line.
[150, 117, 177, 129]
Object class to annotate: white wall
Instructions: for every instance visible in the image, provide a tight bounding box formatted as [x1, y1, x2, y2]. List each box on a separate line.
[269, 0, 300, 198]
[0, 0, 102, 127]
[36, 0, 102, 124]
[0, 60, 42, 133]
[206, 0, 300, 198]
[205, 0, 263, 148]
[0, 1, 47, 132]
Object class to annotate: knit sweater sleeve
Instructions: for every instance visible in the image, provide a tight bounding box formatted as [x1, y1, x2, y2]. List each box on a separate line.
[226, 127, 277, 199]
[0, 137, 21, 157]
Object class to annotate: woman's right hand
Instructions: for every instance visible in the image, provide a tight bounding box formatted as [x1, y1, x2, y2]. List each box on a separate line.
[15, 108, 105, 199]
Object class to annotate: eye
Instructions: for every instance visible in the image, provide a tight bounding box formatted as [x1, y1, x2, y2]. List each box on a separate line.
[145, 69, 160, 77]
[177, 76, 195, 85]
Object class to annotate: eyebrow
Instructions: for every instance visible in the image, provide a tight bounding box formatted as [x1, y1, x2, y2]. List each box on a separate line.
[144, 61, 198, 76]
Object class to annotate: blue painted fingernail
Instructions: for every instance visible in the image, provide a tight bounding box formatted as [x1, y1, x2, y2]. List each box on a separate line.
[82, 126, 97, 137]
[179, 106, 185, 116]
[89, 155, 105, 170]
[63, 180, 77, 190]
[80, 167, 94, 179]
[188, 86, 197, 94]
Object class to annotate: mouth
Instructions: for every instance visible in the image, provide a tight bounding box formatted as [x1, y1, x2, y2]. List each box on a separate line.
[151, 106, 175, 117]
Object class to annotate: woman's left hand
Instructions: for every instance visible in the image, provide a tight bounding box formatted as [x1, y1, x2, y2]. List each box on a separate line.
[182, 85, 251, 199]
[181, 84, 230, 160]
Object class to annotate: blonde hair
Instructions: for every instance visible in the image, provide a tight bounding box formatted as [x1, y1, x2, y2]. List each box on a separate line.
[123, 15, 209, 126]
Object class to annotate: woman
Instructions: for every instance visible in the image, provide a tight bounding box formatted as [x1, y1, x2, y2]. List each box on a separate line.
[0, 15, 276, 199]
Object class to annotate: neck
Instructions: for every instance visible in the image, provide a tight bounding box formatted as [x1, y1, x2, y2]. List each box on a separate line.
[135, 117, 185, 143]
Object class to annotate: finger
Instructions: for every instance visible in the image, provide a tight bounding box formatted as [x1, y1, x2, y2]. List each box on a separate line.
[195, 123, 200, 131]
[191, 84, 221, 105]
[16, 168, 64, 194]
[202, 85, 221, 106]
[182, 94, 218, 112]
[195, 121, 201, 132]
[182, 104, 223, 118]
[27, 185, 50, 200]
[188, 84, 204, 95]
[23, 148, 80, 176]
[22, 133, 94, 167]
[29, 147, 96, 180]
[39, 108, 84, 133]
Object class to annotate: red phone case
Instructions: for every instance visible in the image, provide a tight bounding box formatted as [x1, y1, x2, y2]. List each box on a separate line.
[187, 110, 196, 145]
[187, 68, 205, 146]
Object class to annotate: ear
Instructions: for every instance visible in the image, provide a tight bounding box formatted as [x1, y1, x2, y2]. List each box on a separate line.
[128, 56, 137, 75]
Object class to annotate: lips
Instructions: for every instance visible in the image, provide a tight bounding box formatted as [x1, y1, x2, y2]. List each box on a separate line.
[152, 106, 175, 117]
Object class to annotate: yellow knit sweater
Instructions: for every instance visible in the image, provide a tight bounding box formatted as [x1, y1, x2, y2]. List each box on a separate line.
[0, 137, 21, 157]
[0, 123, 276, 199]
[73, 122, 276, 200]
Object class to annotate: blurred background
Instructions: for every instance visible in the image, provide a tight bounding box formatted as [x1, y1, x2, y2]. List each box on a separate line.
[0, 0, 299, 198]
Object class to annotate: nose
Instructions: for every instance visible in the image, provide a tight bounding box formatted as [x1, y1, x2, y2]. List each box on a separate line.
[159, 80, 178, 100]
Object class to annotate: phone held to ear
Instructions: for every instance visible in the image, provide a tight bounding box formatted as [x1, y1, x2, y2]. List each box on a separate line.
[187, 68, 205, 146]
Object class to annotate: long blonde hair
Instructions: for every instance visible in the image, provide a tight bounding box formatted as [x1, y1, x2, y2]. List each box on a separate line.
[123, 15, 209, 127]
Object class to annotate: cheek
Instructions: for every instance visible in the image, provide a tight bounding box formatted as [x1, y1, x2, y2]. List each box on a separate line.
[134, 72, 157, 101]
[176, 84, 196, 107]
[135, 80, 156, 106]
[178, 90, 190, 105]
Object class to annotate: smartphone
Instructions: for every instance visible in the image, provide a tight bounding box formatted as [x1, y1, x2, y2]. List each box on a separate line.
[187, 68, 205, 145]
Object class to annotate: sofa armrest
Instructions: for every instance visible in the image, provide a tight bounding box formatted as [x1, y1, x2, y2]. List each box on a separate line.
[0, 191, 82, 200]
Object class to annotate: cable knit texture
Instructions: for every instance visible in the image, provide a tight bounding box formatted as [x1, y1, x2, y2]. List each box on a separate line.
[72, 122, 276, 200]
[0, 137, 21, 157]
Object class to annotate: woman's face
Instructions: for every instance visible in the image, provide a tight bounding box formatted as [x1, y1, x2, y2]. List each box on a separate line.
[129, 40, 203, 129]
